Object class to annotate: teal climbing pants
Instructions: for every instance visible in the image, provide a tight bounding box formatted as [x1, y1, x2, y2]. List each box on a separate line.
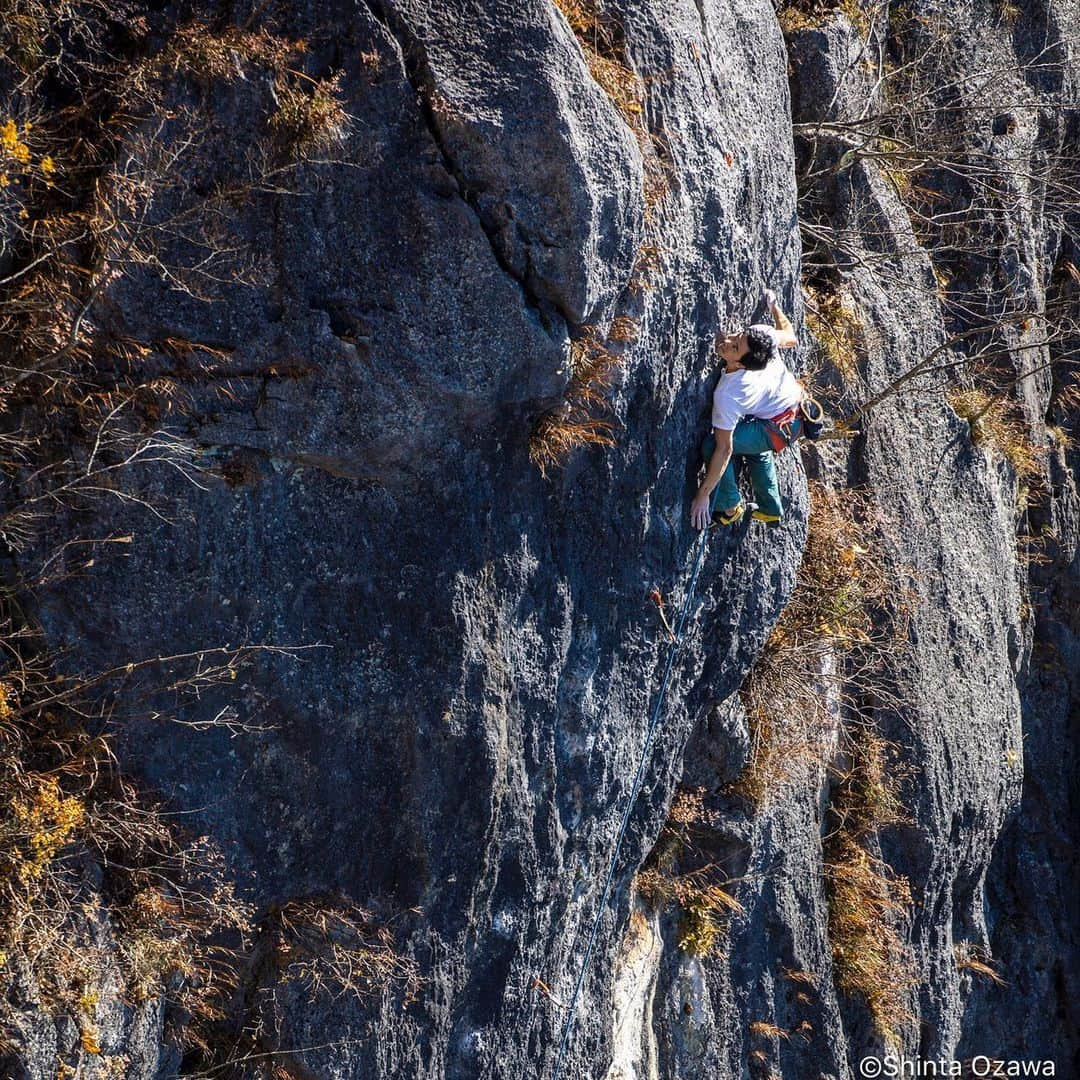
[701, 417, 801, 520]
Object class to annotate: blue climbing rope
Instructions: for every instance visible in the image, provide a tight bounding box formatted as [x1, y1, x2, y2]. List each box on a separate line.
[550, 528, 711, 1080]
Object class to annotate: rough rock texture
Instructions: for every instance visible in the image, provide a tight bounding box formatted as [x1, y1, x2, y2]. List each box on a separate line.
[4, 955, 179, 1080]
[639, 4, 1079, 1077]
[3, 0, 1078, 1078]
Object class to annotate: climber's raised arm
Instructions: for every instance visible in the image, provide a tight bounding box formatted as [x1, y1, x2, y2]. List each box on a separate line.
[763, 288, 798, 349]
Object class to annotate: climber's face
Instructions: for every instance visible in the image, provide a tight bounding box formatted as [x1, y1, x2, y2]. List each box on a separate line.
[717, 331, 749, 369]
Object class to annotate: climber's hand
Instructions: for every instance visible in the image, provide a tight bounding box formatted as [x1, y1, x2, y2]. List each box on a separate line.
[690, 490, 712, 531]
[762, 288, 778, 309]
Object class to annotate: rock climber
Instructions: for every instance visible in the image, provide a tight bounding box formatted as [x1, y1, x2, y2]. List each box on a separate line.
[689, 289, 806, 530]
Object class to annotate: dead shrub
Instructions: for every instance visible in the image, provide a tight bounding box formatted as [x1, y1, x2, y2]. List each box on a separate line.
[265, 895, 421, 1003]
[947, 387, 1046, 482]
[0, 636, 257, 1031]
[269, 74, 348, 158]
[527, 237, 662, 474]
[635, 789, 744, 957]
[804, 281, 866, 384]
[146, 23, 294, 86]
[734, 483, 911, 803]
[0, 9, 394, 1070]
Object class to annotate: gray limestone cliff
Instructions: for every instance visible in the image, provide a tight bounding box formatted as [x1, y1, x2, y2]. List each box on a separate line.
[0, 0, 1076, 1078]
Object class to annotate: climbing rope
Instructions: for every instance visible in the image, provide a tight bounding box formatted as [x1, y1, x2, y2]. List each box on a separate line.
[550, 528, 711, 1080]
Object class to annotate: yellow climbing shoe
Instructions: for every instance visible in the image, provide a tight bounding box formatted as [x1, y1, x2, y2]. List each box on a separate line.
[751, 510, 782, 528]
[712, 503, 745, 527]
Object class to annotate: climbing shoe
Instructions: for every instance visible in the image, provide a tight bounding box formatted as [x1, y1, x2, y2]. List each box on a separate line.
[751, 509, 782, 529]
[712, 502, 745, 527]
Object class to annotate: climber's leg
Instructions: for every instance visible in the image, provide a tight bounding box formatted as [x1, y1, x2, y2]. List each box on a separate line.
[746, 453, 783, 520]
[731, 420, 784, 521]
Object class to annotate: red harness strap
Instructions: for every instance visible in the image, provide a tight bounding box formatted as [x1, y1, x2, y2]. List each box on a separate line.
[764, 406, 800, 452]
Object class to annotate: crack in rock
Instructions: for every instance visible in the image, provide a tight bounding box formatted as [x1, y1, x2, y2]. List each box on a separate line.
[363, 0, 569, 332]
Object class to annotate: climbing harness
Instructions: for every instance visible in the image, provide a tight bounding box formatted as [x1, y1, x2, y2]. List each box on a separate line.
[550, 529, 711, 1080]
[764, 406, 801, 452]
[763, 393, 827, 451]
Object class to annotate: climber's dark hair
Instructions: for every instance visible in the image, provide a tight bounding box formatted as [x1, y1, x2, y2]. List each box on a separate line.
[741, 326, 774, 370]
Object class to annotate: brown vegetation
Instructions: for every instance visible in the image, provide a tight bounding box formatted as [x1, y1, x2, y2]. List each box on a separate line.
[824, 727, 913, 1045]
[265, 895, 421, 1003]
[947, 387, 1046, 482]
[778, 0, 873, 37]
[735, 483, 910, 803]
[0, 10, 382, 1072]
[529, 305, 646, 474]
[551, 0, 670, 210]
[0, 627, 256, 1036]
[635, 789, 744, 957]
[729, 481, 916, 1043]
[954, 943, 1006, 986]
[269, 74, 349, 158]
[803, 281, 866, 385]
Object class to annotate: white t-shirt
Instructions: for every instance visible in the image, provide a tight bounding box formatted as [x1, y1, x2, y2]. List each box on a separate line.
[711, 325, 803, 431]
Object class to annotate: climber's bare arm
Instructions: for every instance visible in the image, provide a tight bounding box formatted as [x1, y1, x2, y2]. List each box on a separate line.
[690, 428, 733, 530]
[764, 289, 798, 348]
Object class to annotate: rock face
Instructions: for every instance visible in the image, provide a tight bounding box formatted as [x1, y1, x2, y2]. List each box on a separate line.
[2, 0, 1077, 1078]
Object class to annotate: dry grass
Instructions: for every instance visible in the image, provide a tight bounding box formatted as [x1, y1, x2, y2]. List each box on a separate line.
[735, 484, 910, 803]
[552, 0, 669, 210]
[266, 895, 421, 1003]
[529, 314, 643, 473]
[749, 1021, 790, 1041]
[635, 789, 744, 957]
[825, 831, 912, 1043]
[269, 74, 348, 158]
[628, 242, 663, 292]
[607, 314, 639, 343]
[528, 236, 664, 474]
[955, 943, 1006, 985]
[948, 387, 1046, 482]
[568, 327, 625, 397]
[933, 263, 952, 302]
[529, 229, 667, 469]
[778, 6, 816, 33]
[804, 282, 865, 384]
[529, 411, 615, 475]
[778, 0, 871, 37]
[637, 865, 743, 957]
[824, 726, 913, 1045]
